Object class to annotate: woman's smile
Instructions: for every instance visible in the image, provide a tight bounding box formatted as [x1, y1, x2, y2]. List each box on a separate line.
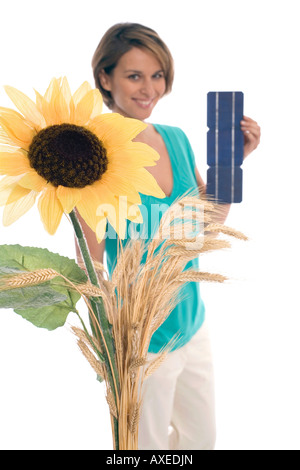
[132, 97, 155, 109]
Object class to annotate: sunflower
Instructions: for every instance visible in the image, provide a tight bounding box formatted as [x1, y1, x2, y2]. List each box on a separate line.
[0, 77, 165, 240]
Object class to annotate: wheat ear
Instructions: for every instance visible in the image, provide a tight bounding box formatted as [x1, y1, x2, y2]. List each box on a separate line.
[0, 268, 59, 290]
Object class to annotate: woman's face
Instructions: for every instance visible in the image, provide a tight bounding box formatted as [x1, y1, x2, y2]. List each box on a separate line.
[100, 47, 167, 121]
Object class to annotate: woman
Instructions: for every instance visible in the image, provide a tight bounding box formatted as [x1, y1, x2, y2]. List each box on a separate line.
[81, 23, 260, 450]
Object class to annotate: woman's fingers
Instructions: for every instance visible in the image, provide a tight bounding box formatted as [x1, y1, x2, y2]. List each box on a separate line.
[240, 116, 261, 158]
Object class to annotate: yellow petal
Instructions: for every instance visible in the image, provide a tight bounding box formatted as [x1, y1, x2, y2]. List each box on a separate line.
[72, 81, 92, 105]
[74, 89, 97, 125]
[34, 89, 44, 114]
[0, 180, 33, 206]
[37, 187, 64, 235]
[0, 177, 21, 205]
[76, 186, 102, 232]
[34, 88, 56, 126]
[42, 78, 70, 125]
[56, 186, 82, 213]
[97, 199, 117, 235]
[69, 99, 76, 124]
[88, 114, 147, 147]
[92, 178, 117, 206]
[126, 168, 166, 198]
[0, 175, 23, 190]
[3, 189, 37, 226]
[96, 193, 126, 240]
[0, 128, 17, 146]
[108, 142, 160, 170]
[43, 78, 62, 125]
[61, 77, 72, 107]
[0, 115, 35, 149]
[5, 184, 32, 205]
[54, 86, 70, 124]
[44, 78, 60, 102]
[0, 144, 21, 153]
[0, 106, 25, 120]
[99, 172, 141, 204]
[61, 77, 75, 123]
[18, 170, 47, 192]
[0, 152, 31, 175]
[89, 89, 103, 120]
[34, 90, 50, 124]
[4, 85, 46, 129]
[0, 186, 15, 206]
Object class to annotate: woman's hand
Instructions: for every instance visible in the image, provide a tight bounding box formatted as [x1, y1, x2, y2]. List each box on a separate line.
[241, 116, 261, 159]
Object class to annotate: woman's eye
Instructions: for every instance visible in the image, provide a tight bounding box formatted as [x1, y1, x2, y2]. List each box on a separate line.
[128, 74, 140, 80]
[153, 72, 164, 79]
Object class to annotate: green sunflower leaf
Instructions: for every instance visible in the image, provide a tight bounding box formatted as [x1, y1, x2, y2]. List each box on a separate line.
[0, 285, 67, 310]
[0, 244, 88, 330]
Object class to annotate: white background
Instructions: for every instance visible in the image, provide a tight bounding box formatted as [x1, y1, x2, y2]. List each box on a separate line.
[0, 0, 299, 450]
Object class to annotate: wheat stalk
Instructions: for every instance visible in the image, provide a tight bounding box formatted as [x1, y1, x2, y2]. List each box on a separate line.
[77, 339, 105, 377]
[127, 402, 141, 434]
[75, 282, 104, 297]
[205, 223, 248, 241]
[106, 386, 118, 419]
[0, 268, 59, 290]
[176, 270, 228, 283]
[129, 357, 148, 371]
[144, 350, 169, 379]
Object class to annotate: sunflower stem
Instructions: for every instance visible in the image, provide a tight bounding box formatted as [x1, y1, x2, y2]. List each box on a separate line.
[69, 210, 99, 287]
[69, 209, 120, 450]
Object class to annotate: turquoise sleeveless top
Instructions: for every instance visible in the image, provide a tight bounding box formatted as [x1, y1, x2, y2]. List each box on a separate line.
[105, 124, 206, 353]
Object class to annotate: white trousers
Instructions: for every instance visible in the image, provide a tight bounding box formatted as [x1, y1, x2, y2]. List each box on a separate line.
[138, 321, 216, 450]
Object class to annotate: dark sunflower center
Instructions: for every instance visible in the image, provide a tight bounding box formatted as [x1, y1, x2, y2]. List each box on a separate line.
[28, 124, 108, 188]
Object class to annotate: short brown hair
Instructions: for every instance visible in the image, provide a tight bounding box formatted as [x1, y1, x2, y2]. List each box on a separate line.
[92, 23, 174, 109]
